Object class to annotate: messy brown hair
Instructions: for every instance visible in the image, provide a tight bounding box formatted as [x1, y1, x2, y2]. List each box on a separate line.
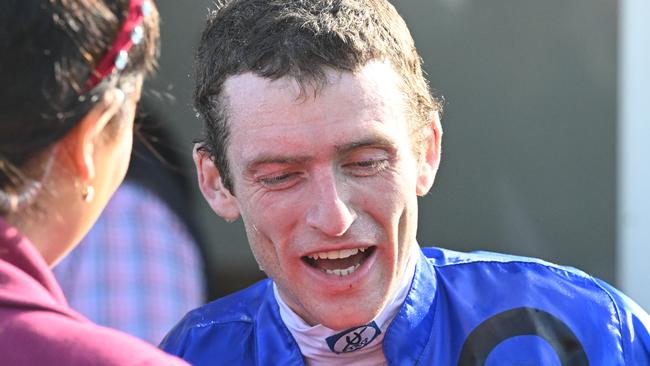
[194, 0, 442, 193]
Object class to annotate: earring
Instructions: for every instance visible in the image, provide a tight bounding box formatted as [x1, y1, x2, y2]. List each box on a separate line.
[81, 183, 95, 203]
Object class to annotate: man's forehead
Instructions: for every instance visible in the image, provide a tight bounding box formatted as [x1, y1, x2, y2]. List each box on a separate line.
[222, 72, 305, 126]
[223, 72, 303, 103]
[221, 61, 407, 128]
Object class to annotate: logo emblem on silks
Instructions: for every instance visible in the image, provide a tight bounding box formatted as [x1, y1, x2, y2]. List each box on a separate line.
[325, 321, 382, 354]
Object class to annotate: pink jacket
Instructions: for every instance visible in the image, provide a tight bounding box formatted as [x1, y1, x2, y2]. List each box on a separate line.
[0, 218, 188, 365]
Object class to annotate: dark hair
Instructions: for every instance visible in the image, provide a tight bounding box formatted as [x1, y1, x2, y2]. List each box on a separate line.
[0, 0, 159, 214]
[193, 0, 442, 193]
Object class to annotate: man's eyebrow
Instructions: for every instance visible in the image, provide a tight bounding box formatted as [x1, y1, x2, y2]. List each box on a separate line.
[335, 136, 397, 154]
[245, 155, 312, 172]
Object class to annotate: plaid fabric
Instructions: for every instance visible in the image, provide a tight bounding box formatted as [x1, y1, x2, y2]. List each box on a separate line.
[54, 182, 205, 344]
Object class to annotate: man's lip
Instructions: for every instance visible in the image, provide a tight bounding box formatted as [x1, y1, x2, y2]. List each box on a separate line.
[299, 245, 378, 291]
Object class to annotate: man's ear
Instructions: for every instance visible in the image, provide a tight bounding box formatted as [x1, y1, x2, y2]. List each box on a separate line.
[59, 88, 125, 182]
[416, 111, 443, 196]
[193, 144, 241, 222]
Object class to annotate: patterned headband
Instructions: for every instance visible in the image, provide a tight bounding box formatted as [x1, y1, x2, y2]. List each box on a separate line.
[85, 0, 152, 90]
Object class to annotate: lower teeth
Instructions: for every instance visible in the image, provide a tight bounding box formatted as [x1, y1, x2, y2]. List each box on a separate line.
[324, 263, 360, 276]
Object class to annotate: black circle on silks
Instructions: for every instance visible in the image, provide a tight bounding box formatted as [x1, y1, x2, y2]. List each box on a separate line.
[457, 307, 589, 366]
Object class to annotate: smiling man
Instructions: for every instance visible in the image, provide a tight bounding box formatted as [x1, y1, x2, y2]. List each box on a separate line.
[161, 0, 650, 364]
[215, 62, 432, 333]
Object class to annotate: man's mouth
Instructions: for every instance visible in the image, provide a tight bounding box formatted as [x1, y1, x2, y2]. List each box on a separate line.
[302, 246, 375, 276]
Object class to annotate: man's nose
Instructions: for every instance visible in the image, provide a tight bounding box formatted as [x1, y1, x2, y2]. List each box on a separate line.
[306, 172, 356, 237]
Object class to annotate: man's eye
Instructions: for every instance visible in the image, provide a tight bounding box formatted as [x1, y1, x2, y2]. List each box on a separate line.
[259, 173, 299, 189]
[345, 159, 389, 176]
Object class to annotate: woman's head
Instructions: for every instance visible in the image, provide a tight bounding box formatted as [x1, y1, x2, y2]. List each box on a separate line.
[0, 0, 159, 263]
[0, 0, 159, 215]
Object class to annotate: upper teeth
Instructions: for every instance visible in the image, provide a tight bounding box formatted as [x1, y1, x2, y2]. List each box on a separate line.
[308, 247, 365, 260]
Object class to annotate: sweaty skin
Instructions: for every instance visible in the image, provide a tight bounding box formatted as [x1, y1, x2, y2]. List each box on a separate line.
[196, 61, 441, 330]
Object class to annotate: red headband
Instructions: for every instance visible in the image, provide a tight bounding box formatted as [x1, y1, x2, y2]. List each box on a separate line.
[85, 0, 151, 90]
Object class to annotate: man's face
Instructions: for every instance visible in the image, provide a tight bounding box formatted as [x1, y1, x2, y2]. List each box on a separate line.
[196, 61, 441, 330]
